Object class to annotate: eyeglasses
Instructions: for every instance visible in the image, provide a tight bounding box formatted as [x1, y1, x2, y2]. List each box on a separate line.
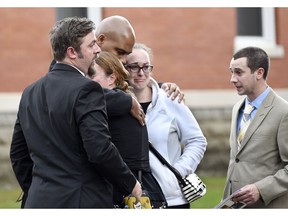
[125, 64, 153, 74]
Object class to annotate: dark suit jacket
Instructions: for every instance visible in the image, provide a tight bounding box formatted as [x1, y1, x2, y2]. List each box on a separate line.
[10, 63, 136, 208]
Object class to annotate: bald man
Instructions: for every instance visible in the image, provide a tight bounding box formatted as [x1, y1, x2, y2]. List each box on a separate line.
[95, 15, 135, 64]
[95, 15, 184, 102]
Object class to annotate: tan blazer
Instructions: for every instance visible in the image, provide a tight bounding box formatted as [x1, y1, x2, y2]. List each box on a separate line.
[223, 89, 288, 208]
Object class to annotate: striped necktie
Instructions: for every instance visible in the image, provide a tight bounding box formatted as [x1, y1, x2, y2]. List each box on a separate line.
[237, 103, 255, 151]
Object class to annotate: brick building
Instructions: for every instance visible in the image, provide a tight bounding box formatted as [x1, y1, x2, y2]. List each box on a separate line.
[0, 8, 287, 186]
[1, 7, 287, 108]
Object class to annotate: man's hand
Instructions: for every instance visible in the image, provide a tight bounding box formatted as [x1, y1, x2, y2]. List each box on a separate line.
[161, 82, 185, 103]
[131, 180, 142, 204]
[130, 96, 145, 126]
[233, 184, 261, 206]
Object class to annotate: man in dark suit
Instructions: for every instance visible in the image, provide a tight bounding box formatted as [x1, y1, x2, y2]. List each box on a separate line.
[10, 16, 142, 208]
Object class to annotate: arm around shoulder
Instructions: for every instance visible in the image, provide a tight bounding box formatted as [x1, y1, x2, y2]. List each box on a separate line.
[103, 88, 132, 117]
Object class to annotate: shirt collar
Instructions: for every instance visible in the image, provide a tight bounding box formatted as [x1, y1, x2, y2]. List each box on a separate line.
[69, 64, 85, 76]
[56, 61, 85, 76]
[246, 86, 271, 109]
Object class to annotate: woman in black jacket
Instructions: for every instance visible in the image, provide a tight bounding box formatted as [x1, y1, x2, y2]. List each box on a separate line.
[87, 51, 167, 208]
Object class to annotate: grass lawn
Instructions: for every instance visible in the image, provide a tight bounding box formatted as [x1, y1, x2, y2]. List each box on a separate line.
[0, 187, 22, 209]
[0, 176, 226, 209]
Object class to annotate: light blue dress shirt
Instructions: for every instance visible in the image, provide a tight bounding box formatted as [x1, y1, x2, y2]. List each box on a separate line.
[237, 86, 271, 133]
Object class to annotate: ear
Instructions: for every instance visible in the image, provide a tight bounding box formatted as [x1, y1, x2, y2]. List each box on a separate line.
[66, 47, 77, 59]
[108, 73, 116, 86]
[96, 34, 105, 47]
[256, 67, 264, 80]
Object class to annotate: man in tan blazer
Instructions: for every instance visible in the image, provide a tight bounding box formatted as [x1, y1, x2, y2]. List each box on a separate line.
[223, 46, 288, 208]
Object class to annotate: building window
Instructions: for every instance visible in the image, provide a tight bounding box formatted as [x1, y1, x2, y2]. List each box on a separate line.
[55, 8, 102, 26]
[237, 8, 262, 36]
[234, 8, 284, 58]
[56, 8, 88, 20]
[87, 8, 102, 26]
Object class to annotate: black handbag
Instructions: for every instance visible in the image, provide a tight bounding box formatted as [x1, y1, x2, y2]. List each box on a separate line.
[149, 142, 206, 203]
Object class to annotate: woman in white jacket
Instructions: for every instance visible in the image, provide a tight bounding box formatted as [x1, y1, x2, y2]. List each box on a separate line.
[125, 43, 208, 208]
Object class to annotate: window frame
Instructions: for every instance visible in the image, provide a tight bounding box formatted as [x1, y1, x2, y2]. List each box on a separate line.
[87, 8, 102, 26]
[234, 8, 284, 58]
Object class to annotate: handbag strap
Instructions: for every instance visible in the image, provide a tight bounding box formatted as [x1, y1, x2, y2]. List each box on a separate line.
[149, 142, 182, 181]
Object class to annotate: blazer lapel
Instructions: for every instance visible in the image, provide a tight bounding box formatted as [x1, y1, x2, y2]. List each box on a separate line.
[237, 90, 275, 153]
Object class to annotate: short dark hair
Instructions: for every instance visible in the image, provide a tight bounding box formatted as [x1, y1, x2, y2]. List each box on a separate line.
[49, 17, 95, 61]
[233, 46, 269, 79]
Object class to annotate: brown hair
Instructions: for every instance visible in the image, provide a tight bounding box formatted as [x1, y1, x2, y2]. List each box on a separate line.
[49, 17, 95, 61]
[88, 51, 132, 93]
[233, 46, 269, 80]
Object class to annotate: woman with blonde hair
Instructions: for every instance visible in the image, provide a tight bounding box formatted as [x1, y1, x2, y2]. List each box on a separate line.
[125, 43, 207, 208]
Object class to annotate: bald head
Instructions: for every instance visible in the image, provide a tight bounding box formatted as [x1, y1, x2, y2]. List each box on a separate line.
[96, 15, 135, 38]
[96, 15, 136, 64]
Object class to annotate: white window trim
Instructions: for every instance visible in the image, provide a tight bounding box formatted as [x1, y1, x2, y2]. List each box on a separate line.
[87, 7, 102, 25]
[234, 8, 284, 58]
